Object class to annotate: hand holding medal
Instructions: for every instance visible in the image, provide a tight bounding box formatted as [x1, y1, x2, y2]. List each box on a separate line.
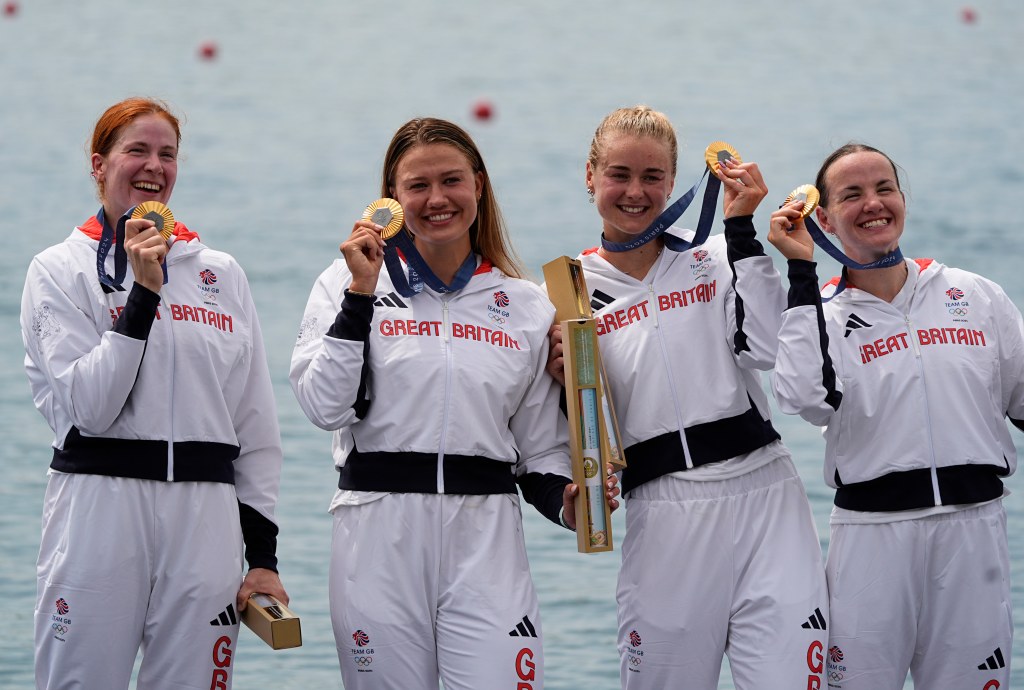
[124, 201, 174, 291]
[341, 198, 401, 294]
[706, 142, 768, 219]
[768, 185, 819, 262]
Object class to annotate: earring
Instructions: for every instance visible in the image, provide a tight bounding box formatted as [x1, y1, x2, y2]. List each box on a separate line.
[587, 187, 595, 204]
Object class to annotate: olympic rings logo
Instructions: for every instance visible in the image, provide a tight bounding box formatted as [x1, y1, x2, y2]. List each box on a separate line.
[489, 313, 506, 325]
[51, 624, 68, 634]
[828, 671, 844, 682]
[628, 656, 642, 666]
[354, 656, 372, 666]
[949, 307, 968, 316]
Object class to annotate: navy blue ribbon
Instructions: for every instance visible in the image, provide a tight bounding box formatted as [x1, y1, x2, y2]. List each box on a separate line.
[383, 229, 477, 297]
[96, 207, 128, 289]
[600, 168, 722, 253]
[803, 215, 903, 270]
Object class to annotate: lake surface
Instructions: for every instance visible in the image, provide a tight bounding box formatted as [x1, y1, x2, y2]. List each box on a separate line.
[1, 1, 1022, 687]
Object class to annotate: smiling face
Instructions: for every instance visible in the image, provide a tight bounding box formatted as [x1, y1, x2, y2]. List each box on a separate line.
[91, 113, 178, 221]
[816, 151, 906, 264]
[390, 142, 483, 255]
[587, 132, 675, 243]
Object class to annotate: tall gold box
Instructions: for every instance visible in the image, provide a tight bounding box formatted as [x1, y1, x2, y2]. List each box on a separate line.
[242, 595, 302, 650]
[543, 257, 626, 554]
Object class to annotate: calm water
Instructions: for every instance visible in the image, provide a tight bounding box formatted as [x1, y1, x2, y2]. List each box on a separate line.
[2, 1, 1022, 688]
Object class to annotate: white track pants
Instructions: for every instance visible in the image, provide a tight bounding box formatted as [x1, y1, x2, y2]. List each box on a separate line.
[825, 500, 1012, 690]
[329, 493, 543, 690]
[34, 473, 245, 690]
[617, 456, 829, 690]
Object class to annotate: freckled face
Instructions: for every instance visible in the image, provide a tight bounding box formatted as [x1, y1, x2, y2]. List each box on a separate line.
[587, 133, 674, 243]
[91, 114, 178, 220]
[817, 151, 906, 263]
[391, 143, 483, 254]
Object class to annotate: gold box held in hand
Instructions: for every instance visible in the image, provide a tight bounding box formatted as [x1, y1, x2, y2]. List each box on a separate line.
[242, 594, 302, 650]
[543, 256, 626, 554]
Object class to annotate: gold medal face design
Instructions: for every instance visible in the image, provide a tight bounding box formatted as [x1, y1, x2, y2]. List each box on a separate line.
[704, 141, 742, 175]
[362, 198, 405, 240]
[784, 184, 821, 218]
[131, 201, 175, 240]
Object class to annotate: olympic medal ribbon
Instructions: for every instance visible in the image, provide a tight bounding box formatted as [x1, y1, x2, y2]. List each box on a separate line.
[95, 207, 128, 289]
[389, 229, 478, 294]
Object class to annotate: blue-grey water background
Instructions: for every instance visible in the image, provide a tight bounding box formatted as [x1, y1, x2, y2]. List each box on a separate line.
[2, 1, 1022, 687]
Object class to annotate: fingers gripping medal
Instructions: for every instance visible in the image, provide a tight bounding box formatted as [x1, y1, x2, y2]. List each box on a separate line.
[361, 198, 404, 240]
[704, 141, 742, 177]
[783, 184, 820, 226]
[131, 201, 176, 240]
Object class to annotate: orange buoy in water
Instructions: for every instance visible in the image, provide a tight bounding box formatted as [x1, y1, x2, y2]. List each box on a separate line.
[198, 41, 218, 61]
[961, 7, 977, 23]
[472, 100, 494, 122]
[3, 1, 19, 17]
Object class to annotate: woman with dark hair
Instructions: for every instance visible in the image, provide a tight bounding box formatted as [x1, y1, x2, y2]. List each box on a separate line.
[769, 143, 1024, 689]
[291, 117, 616, 689]
[22, 97, 287, 689]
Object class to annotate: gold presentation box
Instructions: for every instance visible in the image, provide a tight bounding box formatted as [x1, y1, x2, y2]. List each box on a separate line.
[242, 594, 302, 650]
[543, 257, 626, 554]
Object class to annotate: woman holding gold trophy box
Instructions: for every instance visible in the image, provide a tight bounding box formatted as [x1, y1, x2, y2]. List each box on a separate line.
[290, 117, 618, 689]
[547, 106, 828, 690]
[21, 97, 288, 689]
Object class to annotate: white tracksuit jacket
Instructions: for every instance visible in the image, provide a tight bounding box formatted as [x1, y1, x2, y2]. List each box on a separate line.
[577, 217, 786, 493]
[290, 256, 572, 519]
[773, 257, 1024, 511]
[21, 217, 282, 568]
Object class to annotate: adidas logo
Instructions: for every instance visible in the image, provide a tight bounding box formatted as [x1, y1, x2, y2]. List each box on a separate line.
[844, 313, 872, 338]
[800, 608, 827, 631]
[209, 603, 238, 627]
[508, 615, 537, 638]
[590, 289, 616, 313]
[978, 648, 1005, 670]
[373, 292, 408, 309]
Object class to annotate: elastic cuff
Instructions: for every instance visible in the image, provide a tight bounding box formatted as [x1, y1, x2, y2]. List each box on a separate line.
[112, 283, 160, 340]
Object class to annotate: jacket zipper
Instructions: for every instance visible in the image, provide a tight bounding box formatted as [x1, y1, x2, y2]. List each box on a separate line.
[905, 313, 942, 505]
[437, 298, 453, 493]
[648, 283, 694, 468]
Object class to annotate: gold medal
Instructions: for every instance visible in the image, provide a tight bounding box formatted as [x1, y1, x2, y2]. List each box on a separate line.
[131, 201, 175, 240]
[704, 141, 742, 175]
[784, 184, 821, 218]
[362, 198, 405, 240]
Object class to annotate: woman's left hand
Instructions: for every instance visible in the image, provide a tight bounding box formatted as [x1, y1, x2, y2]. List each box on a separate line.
[236, 568, 290, 612]
[717, 159, 768, 219]
[560, 464, 621, 531]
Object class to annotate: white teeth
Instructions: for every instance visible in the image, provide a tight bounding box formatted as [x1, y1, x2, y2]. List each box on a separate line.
[427, 212, 454, 222]
[133, 182, 160, 192]
[620, 206, 645, 214]
[862, 219, 888, 228]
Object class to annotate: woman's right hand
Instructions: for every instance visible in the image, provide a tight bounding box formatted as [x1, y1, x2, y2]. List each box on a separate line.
[546, 323, 565, 386]
[340, 219, 387, 293]
[768, 200, 816, 262]
[125, 218, 169, 293]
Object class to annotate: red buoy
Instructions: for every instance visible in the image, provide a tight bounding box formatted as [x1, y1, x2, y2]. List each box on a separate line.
[961, 7, 977, 23]
[3, 2, 19, 18]
[472, 100, 494, 122]
[198, 41, 219, 61]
